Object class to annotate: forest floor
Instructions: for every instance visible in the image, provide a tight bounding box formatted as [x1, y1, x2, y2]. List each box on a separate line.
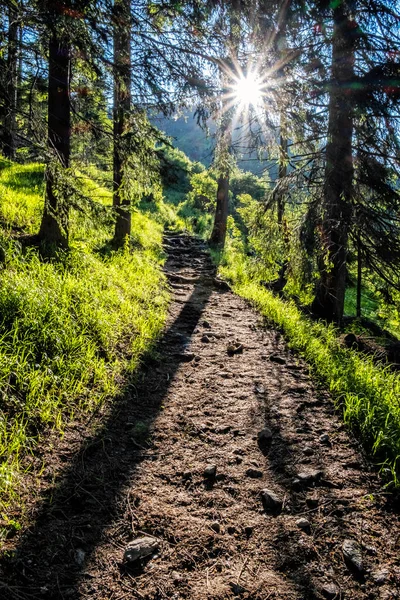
[1, 233, 399, 600]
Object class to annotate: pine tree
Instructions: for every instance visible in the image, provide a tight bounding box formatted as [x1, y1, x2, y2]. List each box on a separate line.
[2, 2, 19, 160]
[112, 0, 132, 248]
[38, 31, 71, 247]
[311, 3, 356, 323]
[210, 0, 241, 247]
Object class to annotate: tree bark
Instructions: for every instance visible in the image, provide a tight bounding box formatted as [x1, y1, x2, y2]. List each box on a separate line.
[39, 37, 70, 248]
[209, 0, 241, 248]
[312, 5, 355, 324]
[277, 125, 287, 226]
[356, 237, 362, 318]
[276, 4, 288, 227]
[210, 175, 229, 246]
[274, 8, 289, 291]
[112, 0, 132, 248]
[3, 6, 18, 160]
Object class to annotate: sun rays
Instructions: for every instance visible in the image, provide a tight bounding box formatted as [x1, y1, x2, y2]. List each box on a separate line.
[232, 71, 265, 109]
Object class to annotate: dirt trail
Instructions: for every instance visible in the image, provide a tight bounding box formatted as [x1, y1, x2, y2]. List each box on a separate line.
[1, 233, 399, 600]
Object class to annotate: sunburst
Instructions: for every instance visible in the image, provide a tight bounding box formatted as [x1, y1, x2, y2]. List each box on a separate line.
[232, 71, 265, 109]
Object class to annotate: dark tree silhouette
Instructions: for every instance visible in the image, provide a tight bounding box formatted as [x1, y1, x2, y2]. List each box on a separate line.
[312, 5, 356, 323]
[39, 33, 71, 248]
[112, 0, 132, 248]
[210, 0, 241, 247]
[2, 3, 19, 160]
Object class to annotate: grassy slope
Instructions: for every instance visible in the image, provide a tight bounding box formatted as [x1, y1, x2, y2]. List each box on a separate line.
[217, 239, 400, 488]
[0, 158, 170, 507]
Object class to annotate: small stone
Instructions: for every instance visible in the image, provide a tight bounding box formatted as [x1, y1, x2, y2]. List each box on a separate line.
[202, 320, 211, 328]
[171, 570, 182, 584]
[214, 277, 231, 291]
[244, 526, 253, 537]
[246, 468, 263, 479]
[215, 425, 231, 434]
[296, 518, 311, 532]
[343, 460, 361, 469]
[255, 383, 266, 395]
[287, 386, 308, 395]
[319, 433, 330, 444]
[74, 548, 86, 566]
[194, 355, 201, 362]
[261, 489, 283, 513]
[204, 464, 217, 479]
[306, 495, 319, 508]
[124, 536, 159, 563]
[210, 521, 220, 533]
[371, 569, 389, 585]
[342, 538, 364, 574]
[303, 446, 314, 456]
[296, 426, 308, 434]
[270, 354, 286, 364]
[233, 429, 245, 437]
[178, 352, 195, 362]
[257, 428, 273, 445]
[182, 471, 192, 481]
[201, 334, 211, 343]
[296, 470, 323, 486]
[227, 342, 244, 355]
[229, 582, 246, 596]
[321, 582, 340, 599]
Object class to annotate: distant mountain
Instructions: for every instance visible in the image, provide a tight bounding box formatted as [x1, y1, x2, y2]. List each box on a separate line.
[151, 112, 215, 167]
[152, 111, 278, 179]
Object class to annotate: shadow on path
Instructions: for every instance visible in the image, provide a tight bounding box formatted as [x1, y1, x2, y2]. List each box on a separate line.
[1, 235, 217, 600]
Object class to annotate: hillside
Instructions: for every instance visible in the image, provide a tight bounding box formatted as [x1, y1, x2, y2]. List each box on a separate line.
[153, 111, 279, 179]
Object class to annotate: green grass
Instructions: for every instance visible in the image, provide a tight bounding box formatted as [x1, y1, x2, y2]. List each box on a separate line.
[218, 243, 400, 488]
[0, 158, 44, 232]
[0, 158, 170, 509]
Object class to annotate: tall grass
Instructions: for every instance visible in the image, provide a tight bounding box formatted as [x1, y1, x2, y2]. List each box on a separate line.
[0, 158, 169, 507]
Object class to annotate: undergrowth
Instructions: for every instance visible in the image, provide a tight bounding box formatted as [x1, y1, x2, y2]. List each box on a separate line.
[217, 238, 400, 488]
[0, 158, 169, 510]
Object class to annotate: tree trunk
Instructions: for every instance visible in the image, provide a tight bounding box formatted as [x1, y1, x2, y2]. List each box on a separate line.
[39, 37, 70, 248]
[17, 23, 23, 110]
[356, 237, 362, 318]
[209, 0, 240, 248]
[112, 0, 132, 248]
[3, 6, 18, 160]
[276, 6, 288, 227]
[210, 175, 229, 246]
[312, 6, 355, 324]
[274, 9, 289, 292]
[277, 124, 287, 226]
